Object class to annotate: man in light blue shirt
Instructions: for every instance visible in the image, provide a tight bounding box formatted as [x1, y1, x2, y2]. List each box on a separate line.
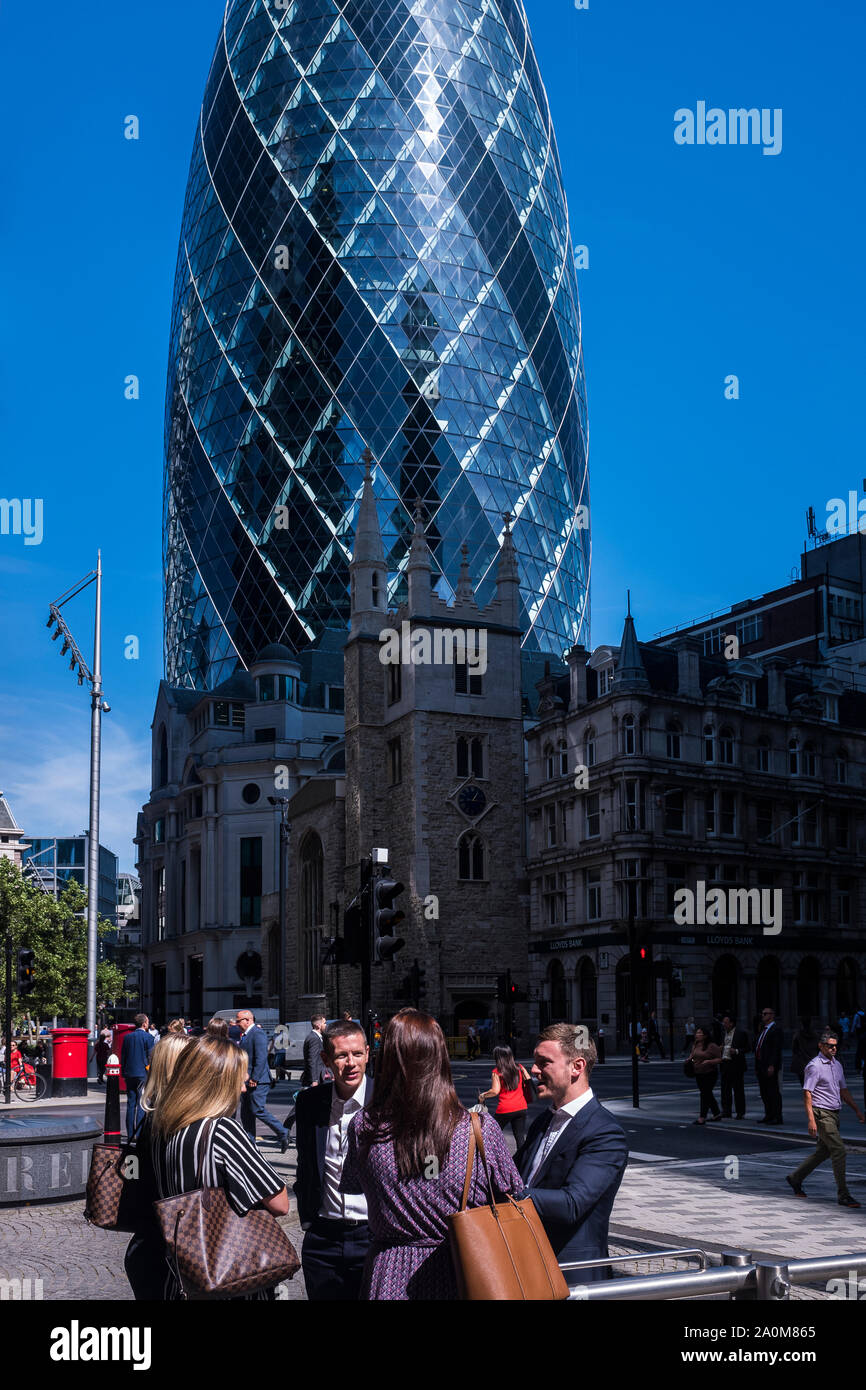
[786, 1030, 864, 1207]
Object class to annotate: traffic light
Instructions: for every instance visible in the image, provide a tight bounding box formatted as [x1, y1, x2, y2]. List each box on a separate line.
[497, 973, 509, 1003]
[369, 1011, 383, 1051]
[411, 959, 426, 1001]
[374, 877, 406, 962]
[17, 948, 35, 996]
[638, 946, 647, 961]
[671, 966, 686, 998]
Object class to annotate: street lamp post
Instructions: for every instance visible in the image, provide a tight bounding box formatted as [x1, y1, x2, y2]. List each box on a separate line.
[46, 553, 109, 1057]
[268, 796, 290, 1024]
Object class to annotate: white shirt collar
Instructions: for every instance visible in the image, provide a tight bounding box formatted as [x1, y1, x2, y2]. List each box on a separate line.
[241, 1023, 254, 1035]
[554, 1087, 594, 1119]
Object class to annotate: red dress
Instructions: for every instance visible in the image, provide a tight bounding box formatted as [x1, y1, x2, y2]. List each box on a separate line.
[493, 1068, 528, 1115]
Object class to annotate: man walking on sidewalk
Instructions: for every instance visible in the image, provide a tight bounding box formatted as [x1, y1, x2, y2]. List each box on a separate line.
[786, 1030, 864, 1207]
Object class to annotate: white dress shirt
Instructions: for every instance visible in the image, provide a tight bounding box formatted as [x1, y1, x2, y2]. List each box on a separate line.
[525, 1088, 595, 1186]
[319, 1074, 369, 1220]
[722, 1028, 735, 1061]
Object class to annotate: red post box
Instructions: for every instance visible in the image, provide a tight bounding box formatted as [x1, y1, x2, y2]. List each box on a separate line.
[111, 1023, 137, 1093]
[50, 1027, 90, 1098]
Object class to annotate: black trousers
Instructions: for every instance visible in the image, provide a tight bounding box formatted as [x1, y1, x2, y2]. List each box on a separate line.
[695, 1070, 720, 1118]
[720, 1062, 746, 1117]
[302, 1219, 370, 1301]
[757, 1068, 782, 1122]
[495, 1110, 527, 1147]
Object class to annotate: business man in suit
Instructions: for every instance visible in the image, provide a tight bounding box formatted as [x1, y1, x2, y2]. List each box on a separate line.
[301, 1014, 329, 1087]
[294, 1022, 372, 1300]
[120, 1014, 155, 1140]
[719, 1013, 750, 1119]
[515, 1023, 628, 1284]
[237, 1009, 290, 1152]
[754, 1005, 784, 1124]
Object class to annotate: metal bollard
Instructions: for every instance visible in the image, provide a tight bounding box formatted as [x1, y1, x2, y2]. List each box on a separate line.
[722, 1250, 756, 1301]
[755, 1260, 790, 1301]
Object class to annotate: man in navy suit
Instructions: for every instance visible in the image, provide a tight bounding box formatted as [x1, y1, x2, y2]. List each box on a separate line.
[120, 1014, 155, 1140]
[237, 1009, 290, 1152]
[754, 1005, 784, 1124]
[515, 1023, 628, 1284]
[294, 1021, 372, 1300]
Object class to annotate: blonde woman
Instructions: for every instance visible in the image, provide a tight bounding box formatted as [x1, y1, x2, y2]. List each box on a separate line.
[147, 1033, 289, 1300]
[141, 1032, 191, 1115]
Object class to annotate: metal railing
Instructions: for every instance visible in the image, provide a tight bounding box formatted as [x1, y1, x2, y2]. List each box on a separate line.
[565, 1248, 866, 1300]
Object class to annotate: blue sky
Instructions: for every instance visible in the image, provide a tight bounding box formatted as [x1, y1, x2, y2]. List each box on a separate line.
[0, 0, 863, 867]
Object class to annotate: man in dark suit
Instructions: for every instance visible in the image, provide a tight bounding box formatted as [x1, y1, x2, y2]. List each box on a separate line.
[120, 1014, 155, 1140]
[237, 1008, 290, 1152]
[719, 1012, 750, 1119]
[301, 1014, 328, 1087]
[294, 1022, 372, 1300]
[754, 1005, 783, 1124]
[515, 1023, 628, 1284]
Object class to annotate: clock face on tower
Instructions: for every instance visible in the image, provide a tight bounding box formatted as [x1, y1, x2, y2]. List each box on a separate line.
[458, 784, 487, 819]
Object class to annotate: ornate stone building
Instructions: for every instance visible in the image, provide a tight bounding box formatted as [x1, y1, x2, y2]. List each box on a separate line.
[526, 610, 866, 1046]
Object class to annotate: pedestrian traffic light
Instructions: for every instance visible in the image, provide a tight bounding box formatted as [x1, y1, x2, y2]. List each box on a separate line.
[17, 948, 35, 996]
[639, 946, 647, 961]
[374, 877, 406, 962]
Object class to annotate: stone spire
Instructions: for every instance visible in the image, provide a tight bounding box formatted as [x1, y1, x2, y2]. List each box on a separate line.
[615, 592, 649, 689]
[455, 542, 475, 602]
[407, 498, 432, 617]
[349, 447, 387, 636]
[494, 511, 520, 626]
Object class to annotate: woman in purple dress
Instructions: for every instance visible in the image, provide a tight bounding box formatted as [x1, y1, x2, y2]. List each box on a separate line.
[341, 1009, 522, 1300]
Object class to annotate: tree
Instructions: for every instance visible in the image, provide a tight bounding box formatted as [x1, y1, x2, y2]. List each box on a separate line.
[0, 859, 126, 1024]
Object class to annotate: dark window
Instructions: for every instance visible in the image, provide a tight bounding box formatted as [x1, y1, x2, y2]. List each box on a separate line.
[457, 736, 469, 778]
[240, 837, 262, 927]
[585, 793, 600, 839]
[455, 663, 483, 696]
[471, 738, 484, 778]
[157, 726, 168, 787]
[835, 810, 850, 849]
[756, 800, 773, 842]
[153, 819, 165, 844]
[757, 739, 770, 773]
[720, 792, 736, 836]
[242, 783, 260, 805]
[326, 686, 344, 712]
[254, 727, 277, 743]
[458, 832, 485, 880]
[704, 725, 715, 763]
[719, 727, 735, 765]
[664, 788, 684, 833]
[387, 663, 401, 705]
[388, 737, 402, 786]
[666, 722, 681, 760]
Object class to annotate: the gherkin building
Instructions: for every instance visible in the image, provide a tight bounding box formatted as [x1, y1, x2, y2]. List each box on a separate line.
[164, 0, 589, 689]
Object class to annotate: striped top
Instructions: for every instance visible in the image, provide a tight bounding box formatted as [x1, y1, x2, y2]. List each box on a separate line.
[150, 1116, 285, 1300]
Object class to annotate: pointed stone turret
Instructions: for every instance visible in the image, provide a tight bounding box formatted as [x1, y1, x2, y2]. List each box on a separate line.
[406, 498, 432, 617]
[349, 447, 387, 636]
[494, 511, 520, 627]
[615, 593, 649, 689]
[455, 543, 475, 602]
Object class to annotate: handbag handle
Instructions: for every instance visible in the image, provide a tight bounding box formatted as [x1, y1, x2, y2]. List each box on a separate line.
[459, 1112, 498, 1214]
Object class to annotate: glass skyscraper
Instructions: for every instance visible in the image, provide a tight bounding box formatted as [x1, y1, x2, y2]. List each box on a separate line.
[165, 0, 589, 689]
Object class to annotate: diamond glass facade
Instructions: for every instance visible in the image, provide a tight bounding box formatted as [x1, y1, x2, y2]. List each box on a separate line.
[165, 0, 589, 689]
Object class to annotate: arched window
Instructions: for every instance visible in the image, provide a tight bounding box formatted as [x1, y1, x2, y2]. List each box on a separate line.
[299, 833, 324, 995]
[559, 740, 569, 776]
[703, 725, 715, 764]
[803, 742, 817, 777]
[584, 728, 596, 768]
[458, 832, 485, 881]
[456, 736, 469, 778]
[622, 714, 636, 756]
[547, 959, 567, 1022]
[157, 725, 168, 788]
[666, 720, 681, 760]
[836, 749, 849, 784]
[544, 744, 555, 780]
[788, 738, 800, 776]
[578, 957, 597, 1018]
[757, 738, 770, 773]
[719, 727, 735, 765]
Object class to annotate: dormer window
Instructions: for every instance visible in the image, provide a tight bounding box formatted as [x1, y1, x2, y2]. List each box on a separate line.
[258, 674, 295, 702]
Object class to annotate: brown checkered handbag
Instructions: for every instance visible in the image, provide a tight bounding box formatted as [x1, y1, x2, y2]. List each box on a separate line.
[84, 1137, 149, 1233]
[153, 1120, 300, 1299]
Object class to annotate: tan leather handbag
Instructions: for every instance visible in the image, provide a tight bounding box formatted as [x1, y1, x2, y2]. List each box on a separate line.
[447, 1113, 569, 1300]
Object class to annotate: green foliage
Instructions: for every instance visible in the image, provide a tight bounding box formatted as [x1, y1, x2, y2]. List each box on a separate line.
[0, 859, 126, 1022]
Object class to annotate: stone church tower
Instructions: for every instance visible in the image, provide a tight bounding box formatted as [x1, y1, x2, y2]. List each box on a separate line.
[344, 454, 528, 1032]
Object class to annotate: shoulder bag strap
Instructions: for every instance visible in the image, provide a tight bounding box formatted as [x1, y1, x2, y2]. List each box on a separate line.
[459, 1113, 477, 1212]
[469, 1112, 498, 1212]
[195, 1117, 216, 1190]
